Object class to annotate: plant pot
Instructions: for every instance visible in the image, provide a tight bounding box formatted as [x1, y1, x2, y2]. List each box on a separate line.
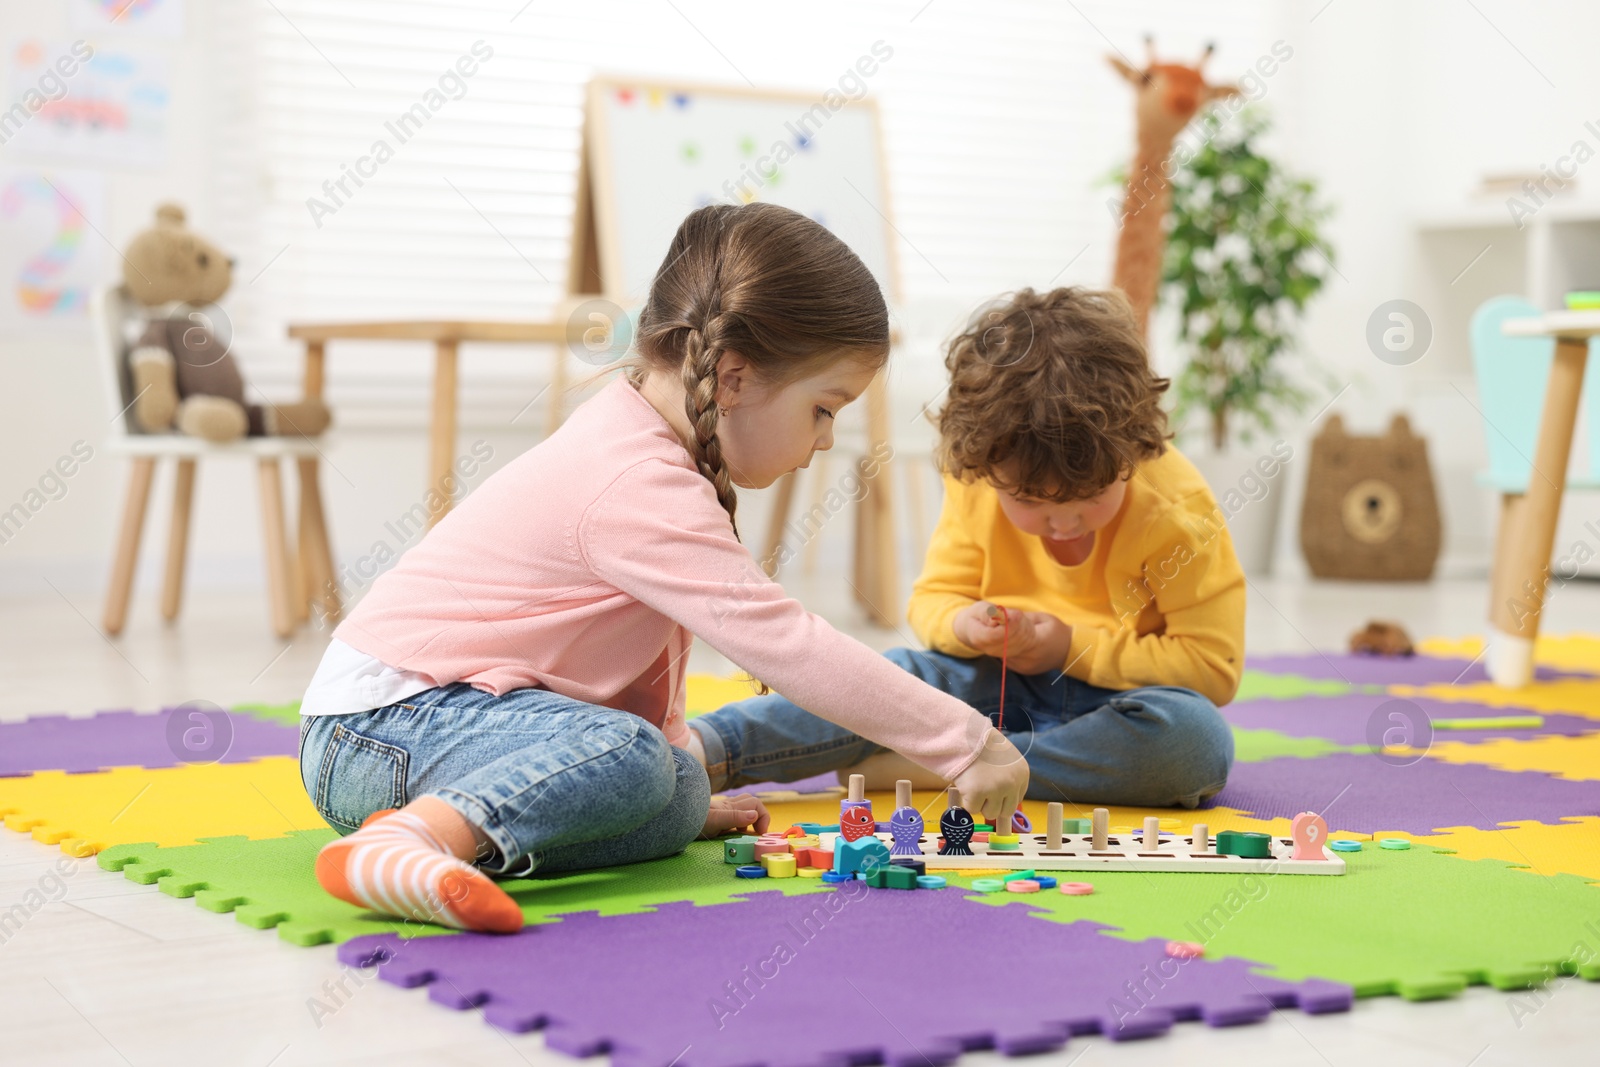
[1182, 442, 1291, 576]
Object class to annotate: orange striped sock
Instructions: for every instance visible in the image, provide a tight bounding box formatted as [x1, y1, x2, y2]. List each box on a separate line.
[314, 809, 523, 933]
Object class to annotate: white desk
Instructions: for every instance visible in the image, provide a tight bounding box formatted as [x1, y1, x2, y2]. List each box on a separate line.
[1488, 312, 1596, 685]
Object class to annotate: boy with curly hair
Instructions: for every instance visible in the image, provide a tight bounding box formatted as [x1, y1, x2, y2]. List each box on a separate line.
[692, 287, 1241, 808]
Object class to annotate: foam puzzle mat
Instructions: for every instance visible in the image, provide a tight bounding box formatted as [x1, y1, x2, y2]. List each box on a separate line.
[337, 886, 1353, 1063]
[0, 707, 298, 776]
[1394, 677, 1600, 717]
[1416, 731, 1600, 781]
[1221, 691, 1600, 745]
[1245, 650, 1593, 686]
[0, 756, 325, 856]
[98, 827, 841, 946]
[964, 841, 1600, 999]
[1419, 634, 1600, 674]
[1416, 817, 1600, 881]
[1210, 750, 1600, 833]
[1232, 669, 1365, 700]
[4, 639, 1598, 1058]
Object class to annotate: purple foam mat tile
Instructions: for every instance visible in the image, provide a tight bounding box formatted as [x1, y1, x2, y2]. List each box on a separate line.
[1211, 752, 1600, 833]
[718, 770, 842, 797]
[337, 887, 1350, 1067]
[1245, 651, 1587, 687]
[0, 706, 299, 775]
[1221, 692, 1599, 746]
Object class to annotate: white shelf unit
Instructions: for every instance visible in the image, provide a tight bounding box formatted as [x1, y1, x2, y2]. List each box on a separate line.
[1413, 196, 1600, 577]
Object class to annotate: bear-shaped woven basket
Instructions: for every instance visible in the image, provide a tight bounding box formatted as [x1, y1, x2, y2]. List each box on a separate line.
[1300, 415, 1442, 581]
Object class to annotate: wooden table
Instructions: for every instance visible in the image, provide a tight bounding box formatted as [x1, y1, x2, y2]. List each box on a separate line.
[1488, 311, 1595, 685]
[287, 320, 577, 528]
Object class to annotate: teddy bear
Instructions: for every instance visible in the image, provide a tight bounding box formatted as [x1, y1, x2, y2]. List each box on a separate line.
[1299, 414, 1442, 581]
[122, 203, 330, 443]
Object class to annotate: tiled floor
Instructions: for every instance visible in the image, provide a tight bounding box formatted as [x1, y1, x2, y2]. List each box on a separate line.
[1, 571, 1597, 1065]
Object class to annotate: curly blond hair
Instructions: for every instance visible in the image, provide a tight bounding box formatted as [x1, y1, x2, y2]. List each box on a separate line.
[934, 287, 1171, 500]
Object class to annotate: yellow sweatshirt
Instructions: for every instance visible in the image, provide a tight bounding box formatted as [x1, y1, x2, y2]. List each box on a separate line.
[907, 446, 1246, 706]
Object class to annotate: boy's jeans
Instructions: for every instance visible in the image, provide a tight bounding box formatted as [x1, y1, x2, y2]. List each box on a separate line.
[299, 681, 710, 877]
[690, 646, 1234, 809]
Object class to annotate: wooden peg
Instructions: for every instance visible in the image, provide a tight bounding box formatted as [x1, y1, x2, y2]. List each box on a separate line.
[1092, 807, 1109, 851]
[841, 772, 875, 820]
[946, 786, 961, 809]
[895, 779, 912, 811]
[1046, 802, 1064, 850]
[1190, 823, 1209, 854]
[1143, 816, 1161, 850]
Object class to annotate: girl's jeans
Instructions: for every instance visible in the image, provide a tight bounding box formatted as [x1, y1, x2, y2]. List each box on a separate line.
[299, 682, 711, 877]
[689, 646, 1235, 809]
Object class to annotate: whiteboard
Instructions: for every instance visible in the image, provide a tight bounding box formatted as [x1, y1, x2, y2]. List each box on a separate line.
[587, 79, 898, 305]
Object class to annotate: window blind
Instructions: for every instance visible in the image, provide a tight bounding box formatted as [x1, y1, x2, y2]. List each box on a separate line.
[210, 0, 1282, 428]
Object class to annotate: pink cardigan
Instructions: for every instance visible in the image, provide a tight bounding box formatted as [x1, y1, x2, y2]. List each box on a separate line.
[332, 376, 990, 780]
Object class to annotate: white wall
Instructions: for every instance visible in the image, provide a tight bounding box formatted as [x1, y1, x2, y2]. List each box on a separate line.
[1261, 0, 1600, 578]
[1, 3, 204, 595]
[3, 0, 1596, 619]
[0, 1, 556, 603]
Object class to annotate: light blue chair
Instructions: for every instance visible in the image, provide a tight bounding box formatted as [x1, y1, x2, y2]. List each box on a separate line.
[1468, 295, 1600, 494]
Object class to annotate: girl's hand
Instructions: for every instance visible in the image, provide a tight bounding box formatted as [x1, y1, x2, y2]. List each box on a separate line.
[953, 602, 1073, 675]
[699, 793, 771, 839]
[951, 726, 1030, 828]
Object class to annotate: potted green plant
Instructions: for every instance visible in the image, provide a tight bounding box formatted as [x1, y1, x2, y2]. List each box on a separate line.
[1160, 105, 1335, 573]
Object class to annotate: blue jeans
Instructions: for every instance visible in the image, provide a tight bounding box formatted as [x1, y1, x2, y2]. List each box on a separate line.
[298, 682, 711, 877]
[690, 646, 1234, 809]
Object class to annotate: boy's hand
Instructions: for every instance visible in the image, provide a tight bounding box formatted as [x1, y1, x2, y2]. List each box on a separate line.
[1007, 612, 1075, 674]
[699, 793, 770, 839]
[953, 601, 1026, 656]
[953, 602, 1074, 676]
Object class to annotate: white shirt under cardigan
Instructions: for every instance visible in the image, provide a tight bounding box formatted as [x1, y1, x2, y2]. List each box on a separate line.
[299, 638, 435, 716]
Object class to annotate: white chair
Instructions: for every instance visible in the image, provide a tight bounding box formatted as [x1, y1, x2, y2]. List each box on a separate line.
[92, 284, 339, 637]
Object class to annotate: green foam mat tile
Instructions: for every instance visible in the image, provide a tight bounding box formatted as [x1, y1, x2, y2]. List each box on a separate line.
[957, 842, 1600, 1000]
[1231, 728, 1367, 762]
[1234, 670, 1372, 701]
[97, 834, 833, 946]
[229, 701, 301, 726]
[98, 831, 417, 946]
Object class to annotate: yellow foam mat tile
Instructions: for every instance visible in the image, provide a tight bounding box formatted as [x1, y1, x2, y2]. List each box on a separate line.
[0, 756, 326, 857]
[685, 673, 761, 716]
[1391, 678, 1600, 718]
[1417, 634, 1600, 674]
[1405, 732, 1600, 782]
[1417, 818, 1600, 883]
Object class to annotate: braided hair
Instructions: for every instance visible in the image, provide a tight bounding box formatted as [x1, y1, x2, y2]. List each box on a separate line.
[632, 203, 889, 539]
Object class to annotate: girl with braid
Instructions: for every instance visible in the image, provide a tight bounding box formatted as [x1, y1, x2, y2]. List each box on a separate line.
[299, 203, 1028, 932]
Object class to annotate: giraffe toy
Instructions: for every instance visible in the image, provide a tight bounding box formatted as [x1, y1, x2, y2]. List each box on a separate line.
[1108, 38, 1240, 339]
